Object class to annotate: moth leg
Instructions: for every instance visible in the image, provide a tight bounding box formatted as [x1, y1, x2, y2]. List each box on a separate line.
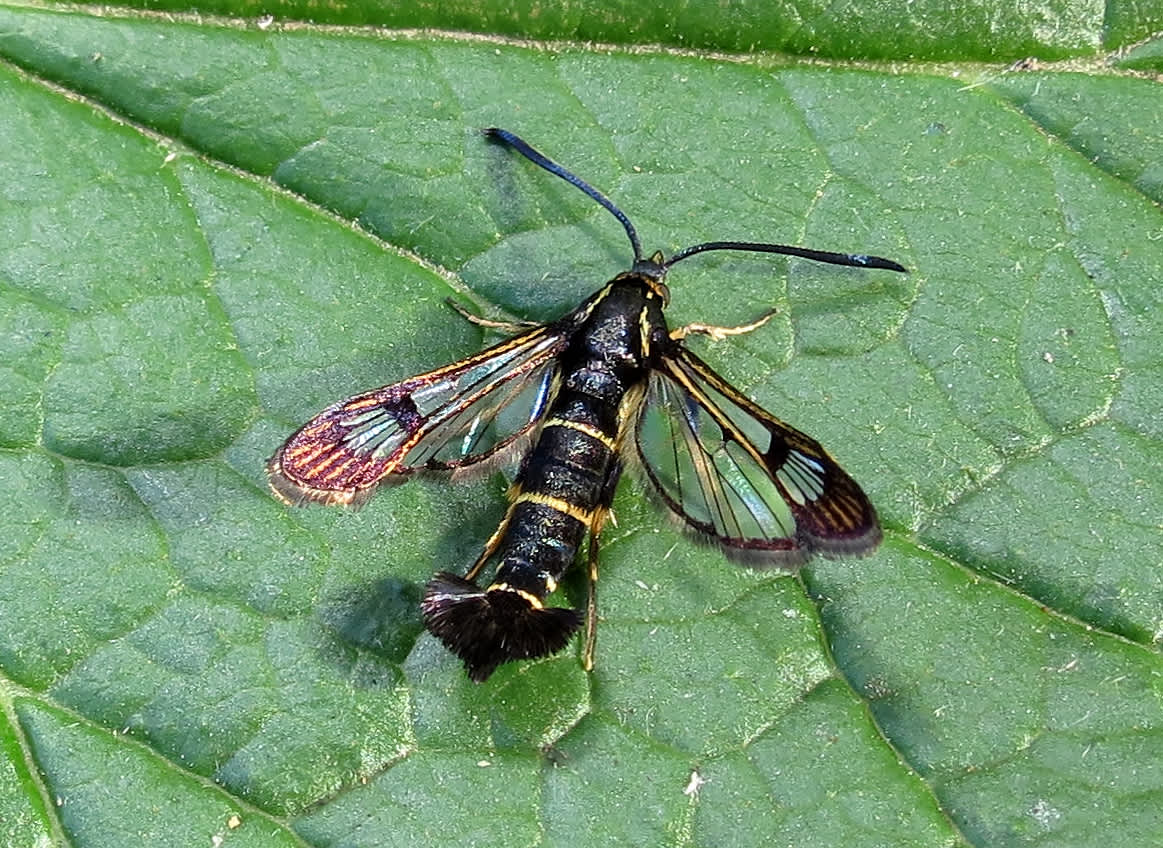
[582, 517, 602, 672]
[463, 501, 516, 582]
[670, 309, 777, 342]
[582, 458, 622, 671]
[446, 298, 539, 333]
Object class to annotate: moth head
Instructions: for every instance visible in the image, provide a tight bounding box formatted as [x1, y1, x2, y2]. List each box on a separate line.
[627, 250, 671, 303]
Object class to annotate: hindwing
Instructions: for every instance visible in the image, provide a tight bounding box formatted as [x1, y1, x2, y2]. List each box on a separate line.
[635, 347, 881, 564]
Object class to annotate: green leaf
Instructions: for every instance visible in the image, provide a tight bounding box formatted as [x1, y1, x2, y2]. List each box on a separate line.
[2, 6, 1161, 848]
[23, 0, 1163, 58]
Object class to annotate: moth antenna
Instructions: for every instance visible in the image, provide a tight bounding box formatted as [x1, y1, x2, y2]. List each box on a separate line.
[421, 572, 583, 682]
[484, 128, 906, 276]
[484, 127, 644, 262]
[665, 240, 907, 273]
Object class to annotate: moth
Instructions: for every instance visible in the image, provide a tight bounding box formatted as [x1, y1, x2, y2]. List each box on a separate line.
[269, 128, 905, 681]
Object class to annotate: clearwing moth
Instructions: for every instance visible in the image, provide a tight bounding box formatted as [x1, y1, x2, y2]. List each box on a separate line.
[269, 128, 905, 681]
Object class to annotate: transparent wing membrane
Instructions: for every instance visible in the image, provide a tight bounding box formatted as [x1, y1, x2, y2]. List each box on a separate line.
[636, 348, 880, 563]
[269, 327, 566, 506]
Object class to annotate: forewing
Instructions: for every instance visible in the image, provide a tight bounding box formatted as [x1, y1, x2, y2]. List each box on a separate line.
[636, 347, 880, 564]
[269, 326, 567, 507]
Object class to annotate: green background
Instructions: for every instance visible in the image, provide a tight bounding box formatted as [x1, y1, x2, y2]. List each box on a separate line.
[1, 2, 1161, 846]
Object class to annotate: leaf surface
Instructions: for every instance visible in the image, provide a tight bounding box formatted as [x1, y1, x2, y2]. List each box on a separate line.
[1, 6, 1161, 847]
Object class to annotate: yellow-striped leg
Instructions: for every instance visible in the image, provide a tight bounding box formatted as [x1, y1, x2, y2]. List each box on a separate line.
[670, 309, 777, 342]
[446, 298, 539, 334]
[463, 502, 515, 582]
[581, 502, 615, 671]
